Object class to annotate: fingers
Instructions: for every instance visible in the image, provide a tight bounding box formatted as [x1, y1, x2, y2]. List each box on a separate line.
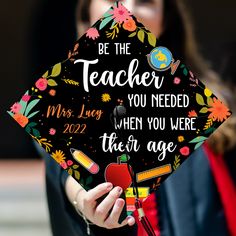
[104, 198, 125, 227]
[97, 187, 136, 229]
[95, 186, 123, 220]
[85, 182, 113, 203]
[126, 215, 136, 226]
[119, 215, 136, 228]
[104, 198, 136, 229]
[81, 182, 113, 220]
[78, 182, 136, 229]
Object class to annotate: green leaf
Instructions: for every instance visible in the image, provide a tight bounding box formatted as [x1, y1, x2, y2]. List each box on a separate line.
[24, 99, 40, 117]
[173, 155, 181, 170]
[103, 10, 112, 18]
[137, 30, 145, 43]
[180, 64, 185, 68]
[199, 107, 208, 113]
[194, 141, 204, 150]
[68, 168, 73, 176]
[110, 20, 116, 29]
[48, 79, 58, 86]
[173, 163, 180, 170]
[175, 155, 180, 161]
[74, 170, 80, 180]
[19, 100, 27, 114]
[80, 178, 85, 187]
[183, 68, 188, 76]
[25, 125, 31, 134]
[27, 122, 37, 128]
[86, 176, 93, 185]
[120, 154, 130, 162]
[27, 111, 40, 119]
[99, 16, 113, 30]
[72, 164, 79, 169]
[42, 70, 49, 78]
[147, 33, 156, 47]
[207, 97, 213, 106]
[32, 128, 40, 138]
[189, 136, 208, 143]
[51, 63, 61, 77]
[128, 32, 137, 37]
[7, 111, 13, 117]
[204, 127, 216, 134]
[196, 93, 205, 106]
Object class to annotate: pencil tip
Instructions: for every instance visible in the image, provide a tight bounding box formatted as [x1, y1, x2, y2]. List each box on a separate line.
[70, 148, 76, 154]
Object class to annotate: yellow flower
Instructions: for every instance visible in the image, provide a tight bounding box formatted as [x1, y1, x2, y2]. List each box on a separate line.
[204, 88, 212, 97]
[51, 150, 66, 164]
[101, 93, 111, 102]
[178, 136, 185, 142]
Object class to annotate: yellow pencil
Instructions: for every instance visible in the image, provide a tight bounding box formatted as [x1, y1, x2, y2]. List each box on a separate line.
[70, 148, 99, 174]
[136, 164, 172, 183]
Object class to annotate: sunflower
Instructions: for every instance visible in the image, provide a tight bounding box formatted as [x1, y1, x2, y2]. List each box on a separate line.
[51, 150, 66, 164]
[101, 93, 111, 102]
[208, 98, 231, 122]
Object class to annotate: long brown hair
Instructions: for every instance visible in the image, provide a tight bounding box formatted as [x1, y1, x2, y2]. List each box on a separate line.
[76, 0, 236, 154]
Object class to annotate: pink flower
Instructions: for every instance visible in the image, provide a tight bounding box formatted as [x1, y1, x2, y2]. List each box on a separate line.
[86, 28, 100, 40]
[109, 2, 131, 23]
[60, 161, 68, 170]
[67, 160, 73, 166]
[49, 128, 56, 135]
[22, 94, 31, 102]
[10, 102, 22, 113]
[35, 78, 48, 91]
[174, 77, 181, 85]
[180, 146, 190, 156]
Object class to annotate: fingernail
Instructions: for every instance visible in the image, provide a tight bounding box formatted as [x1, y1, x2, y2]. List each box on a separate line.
[117, 199, 124, 207]
[127, 216, 135, 226]
[106, 183, 113, 190]
[117, 187, 123, 194]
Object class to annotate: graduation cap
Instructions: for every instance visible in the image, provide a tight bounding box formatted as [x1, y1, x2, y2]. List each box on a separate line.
[7, 1, 231, 234]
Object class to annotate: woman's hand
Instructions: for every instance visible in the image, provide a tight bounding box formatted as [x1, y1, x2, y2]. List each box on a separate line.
[65, 175, 135, 229]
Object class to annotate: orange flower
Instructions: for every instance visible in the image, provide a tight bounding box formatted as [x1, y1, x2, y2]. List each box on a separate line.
[49, 89, 56, 96]
[13, 113, 29, 128]
[188, 110, 197, 118]
[208, 98, 231, 122]
[178, 136, 185, 142]
[123, 18, 136, 32]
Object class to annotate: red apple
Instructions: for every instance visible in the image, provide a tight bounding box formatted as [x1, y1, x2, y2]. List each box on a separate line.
[104, 155, 132, 190]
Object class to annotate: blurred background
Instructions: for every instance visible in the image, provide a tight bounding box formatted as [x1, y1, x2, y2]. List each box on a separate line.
[0, 0, 235, 235]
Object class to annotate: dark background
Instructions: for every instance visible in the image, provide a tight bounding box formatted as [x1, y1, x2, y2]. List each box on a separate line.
[1, 0, 235, 159]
